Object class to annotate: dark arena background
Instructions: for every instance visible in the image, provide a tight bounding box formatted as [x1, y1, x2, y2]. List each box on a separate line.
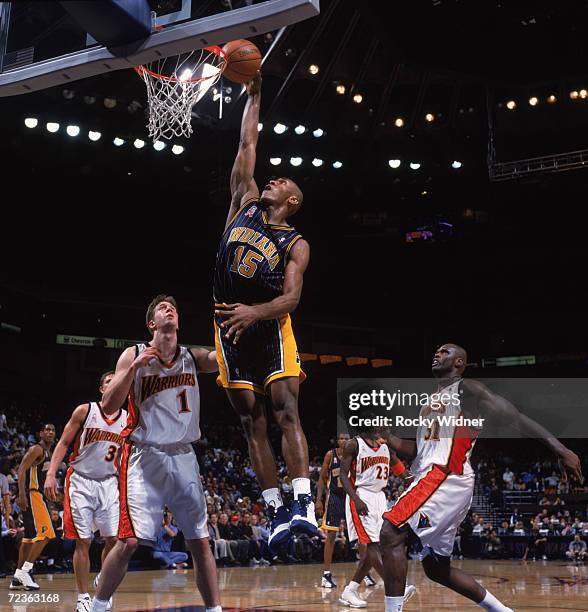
[1, 1, 588, 610]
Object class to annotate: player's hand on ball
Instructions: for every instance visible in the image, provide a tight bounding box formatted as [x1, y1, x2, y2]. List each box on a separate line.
[215, 303, 259, 344]
[44, 473, 59, 502]
[559, 449, 583, 484]
[133, 346, 162, 369]
[246, 71, 261, 96]
[354, 497, 369, 516]
[315, 499, 324, 517]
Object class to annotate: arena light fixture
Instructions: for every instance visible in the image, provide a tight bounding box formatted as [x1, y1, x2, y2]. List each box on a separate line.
[336, 84, 346, 95]
[273, 123, 287, 134]
[312, 128, 324, 138]
[46, 122, 60, 133]
[425, 113, 435, 122]
[294, 125, 306, 135]
[24, 117, 38, 128]
[452, 160, 463, 169]
[388, 159, 401, 169]
[88, 131, 101, 141]
[171, 144, 184, 155]
[308, 64, 319, 75]
[353, 94, 363, 104]
[257, 123, 263, 131]
[333, 160, 343, 169]
[580, 89, 588, 99]
[133, 138, 145, 149]
[153, 140, 166, 151]
[66, 125, 80, 137]
[289, 156, 303, 167]
[409, 162, 421, 170]
[394, 118, 404, 128]
[570, 90, 579, 100]
[547, 94, 557, 104]
[113, 137, 125, 146]
[506, 100, 517, 110]
[529, 96, 539, 106]
[312, 158, 323, 167]
[269, 157, 281, 166]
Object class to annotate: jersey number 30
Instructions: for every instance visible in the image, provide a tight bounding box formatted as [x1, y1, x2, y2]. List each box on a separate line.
[231, 246, 263, 278]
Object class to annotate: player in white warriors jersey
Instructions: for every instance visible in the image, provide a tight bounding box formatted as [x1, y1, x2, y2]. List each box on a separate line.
[380, 343, 583, 612]
[45, 371, 126, 612]
[90, 295, 221, 612]
[338, 426, 415, 608]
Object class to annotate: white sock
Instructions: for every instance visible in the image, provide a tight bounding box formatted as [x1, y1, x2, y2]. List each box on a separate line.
[348, 580, 361, 592]
[91, 598, 109, 612]
[262, 488, 283, 509]
[21, 561, 33, 572]
[323, 570, 331, 575]
[292, 477, 311, 499]
[479, 590, 511, 612]
[78, 592, 90, 599]
[205, 607, 222, 612]
[385, 595, 404, 612]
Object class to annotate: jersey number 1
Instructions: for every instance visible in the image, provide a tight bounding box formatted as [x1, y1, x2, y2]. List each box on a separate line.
[177, 389, 191, 413]
[230, 246, 263, 278]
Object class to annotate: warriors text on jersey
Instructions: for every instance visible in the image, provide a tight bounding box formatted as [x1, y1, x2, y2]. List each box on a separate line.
[214, 198, 303, 304]
[69, 402, 127, 479]
[123, 344, 201, 446]
[350, 437, 391, 492]
[410, 379, 478, 477]
[25, 446, 51, 491]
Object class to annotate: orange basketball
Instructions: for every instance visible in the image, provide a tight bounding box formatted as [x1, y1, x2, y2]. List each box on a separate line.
[221, 39, 262, 84]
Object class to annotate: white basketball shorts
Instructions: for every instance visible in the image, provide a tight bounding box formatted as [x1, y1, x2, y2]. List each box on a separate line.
[63, 468, 119, 539]
[118, 441, 208, 545]
[345, 488, 387, 545]
[383, 465, 475, 557]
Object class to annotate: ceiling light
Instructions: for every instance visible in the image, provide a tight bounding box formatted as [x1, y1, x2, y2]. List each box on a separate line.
[529, 96, 539, 106]
[506, 100, 517, 110]
[24, 117, 38, 128]
[312, 158, 323, 167]
[451, 160, 462, 169]
[66, 125, 80, 137]
[269, 157, 281, 166]
[570, 90, 579, 100]
[409, 162, 421, 170]
[46, 122, 60, 133]
[394, 118, 404, 128]
[172, 144, 184, 155]
[333, 161, 343, 169]
[88, 131, 101, 141]
[353, 94, 363, 104]
[104, 97, 117, 109]
[388, 159, 401, 169]
[273, 123, 287, 134]
[153, 141, 166, 151]
[425, 113, 435, 122]
[257, 123, 263, 131]
[294, 125, 306, 135]
[113, 137, 125, 146]
[547, 94, 557, 104]
[308, 64, 319, 75]
[133, 138, 145, 149]
[336, 84, 345, 95]
[289, 156, 302, 166]
[580, 89, 588, 99]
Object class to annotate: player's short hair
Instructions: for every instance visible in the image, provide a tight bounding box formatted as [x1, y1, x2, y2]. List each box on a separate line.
[146, 294, 178, 334]
[37, 423, 55, 438]
[99, 370, 115, 388]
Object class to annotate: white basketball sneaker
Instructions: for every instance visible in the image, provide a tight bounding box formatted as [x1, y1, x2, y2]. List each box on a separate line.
[11, 568, 39, 590]
[404, 583, 417, 602]
[339, 585, 367, 608]
[77, 595, 92, 612]
[93, 573, 113, 611]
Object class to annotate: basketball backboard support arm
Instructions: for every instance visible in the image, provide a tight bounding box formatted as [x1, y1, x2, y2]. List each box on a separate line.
[0, 0, 320, 97]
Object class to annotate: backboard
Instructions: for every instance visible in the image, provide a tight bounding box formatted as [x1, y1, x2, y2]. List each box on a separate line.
[0, 0, 320, 96]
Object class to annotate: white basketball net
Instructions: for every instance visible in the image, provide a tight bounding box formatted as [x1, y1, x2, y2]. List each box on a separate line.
[134, 46, 226, 142]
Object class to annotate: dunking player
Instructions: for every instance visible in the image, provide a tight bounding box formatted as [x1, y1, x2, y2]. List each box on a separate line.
[214, 72, 315, 549]
[90, 295, 221, 612]
[338, 423, 415, 608]
[316, 433, 349, 588]
[11, 424, 56, 591]
[380, 343, 584, 612]
[45, 371, 126, 612]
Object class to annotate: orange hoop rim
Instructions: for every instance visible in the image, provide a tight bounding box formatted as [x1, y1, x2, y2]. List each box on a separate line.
[133, 45, 226, 83]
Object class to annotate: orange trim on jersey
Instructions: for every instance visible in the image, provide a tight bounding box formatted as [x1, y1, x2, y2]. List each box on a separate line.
[349, 497, 372, 544]
[63, 467, 80, 539]
[22, 490, 55, 542]
[446, 425, 476, 475]
[118, 441, 136, 539]
[97, 402, 122, 426]
[383, 465, 448, 528]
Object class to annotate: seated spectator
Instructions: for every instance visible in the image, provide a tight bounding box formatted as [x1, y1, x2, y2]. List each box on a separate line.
[509, 507, 522, 527]
[502, 467, 514, 490]
[539, 496, 552, 506]
[566, 535, 587, 563]
[482, 529, 502, 559]
[514, 478, 526, 491]
[552, 496, 565, 506]
[497, 520, 511, 536]
[513, 521, 526, 536]
[523, 528, 547, 561]
[152, 510, 189, 569]
[472, 517, 486, 535]
[544, 471, 560, 489]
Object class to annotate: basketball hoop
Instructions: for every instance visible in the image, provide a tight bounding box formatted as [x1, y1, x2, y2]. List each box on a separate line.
[134, 46, 226, 142]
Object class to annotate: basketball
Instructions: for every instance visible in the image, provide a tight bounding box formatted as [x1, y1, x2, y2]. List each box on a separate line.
[221, 39, 262, 84]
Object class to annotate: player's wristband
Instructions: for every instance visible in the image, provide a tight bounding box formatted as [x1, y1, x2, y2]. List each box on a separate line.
[391, 461, 406, 477]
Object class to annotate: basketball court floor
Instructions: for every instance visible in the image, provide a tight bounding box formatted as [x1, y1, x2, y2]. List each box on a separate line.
[3, 560, 586, 611]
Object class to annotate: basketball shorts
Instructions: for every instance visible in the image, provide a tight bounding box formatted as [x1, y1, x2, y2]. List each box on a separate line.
[118, 441, 208, 545]
[214, 311, 305, 395]
[345, 488, 387, 545]
[22, 490, 55, 543]
[63, 468, 119, 539]
[322, 492, 346, 531]
[383, 465, 475, 557]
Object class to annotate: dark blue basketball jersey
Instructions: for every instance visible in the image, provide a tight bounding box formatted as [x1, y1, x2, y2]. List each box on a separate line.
[214, 198, 303, 304]
[328, 448, 345, 497]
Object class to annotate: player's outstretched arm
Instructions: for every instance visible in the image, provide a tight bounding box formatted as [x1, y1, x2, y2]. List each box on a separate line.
[44, 404, 88, 501]
[315, 450, 332, 517]
[16, 445, 43, 512]
[225, 72, 261, 230]
[102, 346, 161, 415]
[463, 379, 583, 483]
[216, 239, 310, 344]
[191, 348, 218, 373]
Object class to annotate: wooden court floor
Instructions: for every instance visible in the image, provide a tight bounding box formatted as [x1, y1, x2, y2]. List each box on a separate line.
[1, 559, 587, 611]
